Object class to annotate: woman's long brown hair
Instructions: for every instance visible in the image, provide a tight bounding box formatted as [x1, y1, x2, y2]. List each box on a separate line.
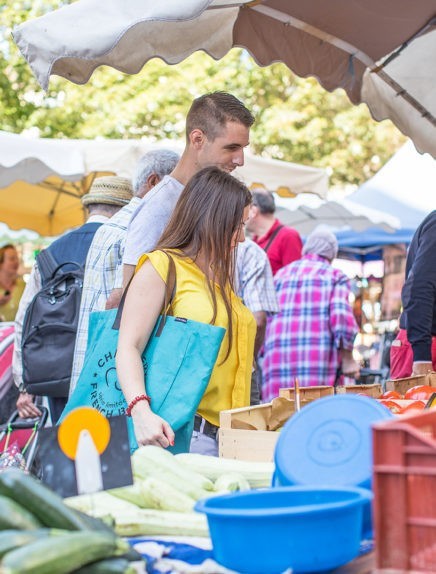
[155, 166, 252, 360]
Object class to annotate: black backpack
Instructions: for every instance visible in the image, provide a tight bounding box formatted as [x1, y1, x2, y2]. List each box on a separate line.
[21, 249, 84, 398]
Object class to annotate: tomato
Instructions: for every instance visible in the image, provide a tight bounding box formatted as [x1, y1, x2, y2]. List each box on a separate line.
[404, 385, 435, 401]
[380, 390, 403, 400]
[379, 399, 403, 414]
[401, 401, 426, 415]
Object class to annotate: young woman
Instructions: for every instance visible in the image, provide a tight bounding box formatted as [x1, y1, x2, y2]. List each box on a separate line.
[0, 244, 25, 322]
[116, 167, 256, 454]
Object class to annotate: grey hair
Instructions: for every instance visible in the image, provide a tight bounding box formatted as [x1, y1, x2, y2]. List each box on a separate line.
[251, 190, 276, 215]
[303, 227, 338, 261]
[133, 149, 179, 195]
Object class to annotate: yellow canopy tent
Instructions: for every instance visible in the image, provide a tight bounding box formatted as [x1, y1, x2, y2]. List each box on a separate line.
[0, 131, 328, 236]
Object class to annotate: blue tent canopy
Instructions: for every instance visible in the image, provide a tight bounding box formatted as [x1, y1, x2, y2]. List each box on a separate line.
[335, 227, 415, 262]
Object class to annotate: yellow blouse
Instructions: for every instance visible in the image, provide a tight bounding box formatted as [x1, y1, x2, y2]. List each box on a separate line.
[136, 250, 256, 427]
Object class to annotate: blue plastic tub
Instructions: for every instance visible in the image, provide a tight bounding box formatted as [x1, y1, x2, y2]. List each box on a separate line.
[195, 485, 371, 574]
[272, 394, 393, 539]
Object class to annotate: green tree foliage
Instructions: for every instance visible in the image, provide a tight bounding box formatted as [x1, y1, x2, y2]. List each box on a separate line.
[1, 1, 406, 186]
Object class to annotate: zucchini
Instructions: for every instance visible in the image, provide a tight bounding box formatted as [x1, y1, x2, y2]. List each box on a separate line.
[113, 508, 209, 538]
[73, 509, 116, 534]
[0, 529, 53, 558]
[120, 546, 143, 562]
[109, 481, 150, 508]
[175, 453, 274, 488]
[111, 477, 195, 512]
[1, 531, 130, 574]
[132, 445, 214, 499]
[75, 557, 137, 573]
[65, 491, 140, 519]
[0, 469, 90, 530]
[214, 472, 251, 493]
[0, 495, 42, 530]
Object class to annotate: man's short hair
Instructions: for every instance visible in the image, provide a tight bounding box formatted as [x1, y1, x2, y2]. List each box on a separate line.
[252, 190, 276, 215]
[133, 149, 180, 195]
[186, 91, 254, 141]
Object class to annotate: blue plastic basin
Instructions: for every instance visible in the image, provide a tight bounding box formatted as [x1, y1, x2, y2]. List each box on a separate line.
[195, 485, 371, 574]
[272, 395, 393, 540]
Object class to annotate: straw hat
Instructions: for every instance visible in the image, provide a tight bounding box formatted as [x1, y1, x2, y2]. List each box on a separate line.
[81, 176, 133, 207]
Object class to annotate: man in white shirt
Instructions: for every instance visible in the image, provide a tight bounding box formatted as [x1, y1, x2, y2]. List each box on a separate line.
[120, 91, 255, 292]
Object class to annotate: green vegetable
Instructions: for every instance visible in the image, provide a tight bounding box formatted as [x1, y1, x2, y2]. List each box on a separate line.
[0, 529, 54, 558]
[113, 509, 209, 538]
[1, 531, 129, 574]
[109, 481, 151, 508]
[65, 491, 140, 519]
[75, 557, 138, 573]
[111, 477, 195, 513]
[175, 453, 274, 488]
[132, 446, 214, 499]
[0, 495, 42, 530]
[214, 472, 251, 493]
[0, 469, 91, 530]
[73, 508, 116, 533]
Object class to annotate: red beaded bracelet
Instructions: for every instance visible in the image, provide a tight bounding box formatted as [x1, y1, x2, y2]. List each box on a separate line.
[126, 394, 151, 416]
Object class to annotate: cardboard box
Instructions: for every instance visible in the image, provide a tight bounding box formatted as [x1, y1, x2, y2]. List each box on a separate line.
[385, 372, 436, 396]
[335, 383, 382, 398]
[219, 397, 304, 462]
[279, 385, 334, 401]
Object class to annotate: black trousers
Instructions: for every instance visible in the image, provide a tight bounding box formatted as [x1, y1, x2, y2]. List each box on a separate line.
[47, 396, 68, 424]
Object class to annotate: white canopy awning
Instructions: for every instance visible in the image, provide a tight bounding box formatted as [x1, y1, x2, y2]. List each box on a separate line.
[0, 130, 328, 235]
[12, 0, 436, 157]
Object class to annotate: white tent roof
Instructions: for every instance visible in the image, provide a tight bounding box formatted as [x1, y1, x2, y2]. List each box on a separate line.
[275, 193, 399, 236]
[347, 140, 436, 229]
[12, 0, 436, 157]
[0, 131, 328, 198]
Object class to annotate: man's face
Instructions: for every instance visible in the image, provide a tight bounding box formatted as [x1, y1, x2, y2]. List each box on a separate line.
[196, 121, 250, 173]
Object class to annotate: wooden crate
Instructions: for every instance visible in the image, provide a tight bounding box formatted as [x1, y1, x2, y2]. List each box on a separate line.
[219, 399, 305, 462]
[335, 383, 382, 398]
[385, 372, 436, 397]
[279, 385, 333, 401]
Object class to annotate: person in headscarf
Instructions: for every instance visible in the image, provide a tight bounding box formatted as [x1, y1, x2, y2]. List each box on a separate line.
[262, 227, 359, 400]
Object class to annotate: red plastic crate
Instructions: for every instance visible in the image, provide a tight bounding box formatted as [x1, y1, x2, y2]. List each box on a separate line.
[373, 410, 436, 573]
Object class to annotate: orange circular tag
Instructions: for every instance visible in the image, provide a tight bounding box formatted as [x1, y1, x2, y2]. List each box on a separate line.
[58, 407, 111, 460]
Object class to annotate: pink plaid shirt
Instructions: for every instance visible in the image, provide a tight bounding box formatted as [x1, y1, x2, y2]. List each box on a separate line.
[262, 254, 358, 401]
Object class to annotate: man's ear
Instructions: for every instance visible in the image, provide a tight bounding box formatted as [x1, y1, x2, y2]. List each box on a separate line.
[189, 128, 206, 149]
[146, 172, 161, 190]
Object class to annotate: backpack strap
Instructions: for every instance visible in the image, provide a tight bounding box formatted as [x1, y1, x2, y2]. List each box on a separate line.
[263, 224, 284, 253]
[36, 249, 58, 286]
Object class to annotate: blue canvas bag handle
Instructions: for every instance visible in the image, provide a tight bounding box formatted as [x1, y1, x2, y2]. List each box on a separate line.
[112, 250, 177, 335]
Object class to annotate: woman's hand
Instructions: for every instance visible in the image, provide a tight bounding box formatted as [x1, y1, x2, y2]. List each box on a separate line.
[131, 403, 175, 448]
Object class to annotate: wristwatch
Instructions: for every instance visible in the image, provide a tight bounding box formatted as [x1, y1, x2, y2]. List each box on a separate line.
[18, 382, 27, 394]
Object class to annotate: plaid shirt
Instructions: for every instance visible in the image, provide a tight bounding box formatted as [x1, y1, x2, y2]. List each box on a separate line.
[69, 198, 141, 394]
[235, 239, 278, 314]
[262, 254, 358, 401]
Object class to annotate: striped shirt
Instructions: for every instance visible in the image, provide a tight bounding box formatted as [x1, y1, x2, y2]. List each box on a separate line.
[69, 197, 142, 395]
[235, 239, 278, 314]
[262, 253, 358, 401]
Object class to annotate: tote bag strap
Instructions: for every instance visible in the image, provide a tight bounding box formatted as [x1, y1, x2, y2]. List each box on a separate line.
[112, 250, 177, 331]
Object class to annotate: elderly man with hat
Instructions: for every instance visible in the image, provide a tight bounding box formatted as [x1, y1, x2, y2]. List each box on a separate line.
[261, 227, 360, 401]
[13, 175, 132, 423]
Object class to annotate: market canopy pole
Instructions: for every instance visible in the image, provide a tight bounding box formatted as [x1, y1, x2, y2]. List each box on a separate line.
[12, 0, 436, 158]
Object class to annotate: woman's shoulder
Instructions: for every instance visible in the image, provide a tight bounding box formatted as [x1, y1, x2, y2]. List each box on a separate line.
[137, 249, 197, 278]
[137, 249, 171, 274]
